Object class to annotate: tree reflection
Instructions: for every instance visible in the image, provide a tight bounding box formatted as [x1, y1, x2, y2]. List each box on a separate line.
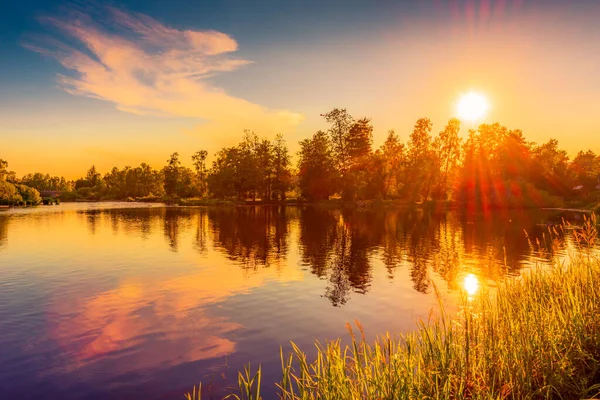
[0, 216, 8, 248]
[208, 207, 290, 269]
[194, 210, 208, 255]
[65, 206, 574, 307]
[84, 209, 102, 235]
[296, 208, 572, 304]
[163, 208, 193, 252]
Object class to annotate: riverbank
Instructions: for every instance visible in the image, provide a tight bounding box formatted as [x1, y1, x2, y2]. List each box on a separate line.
[3, 197, 598, 214]
[187, 216, 600, 400]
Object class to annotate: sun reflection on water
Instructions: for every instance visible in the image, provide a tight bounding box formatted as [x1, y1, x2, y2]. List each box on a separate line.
[463, 273, 479, 296]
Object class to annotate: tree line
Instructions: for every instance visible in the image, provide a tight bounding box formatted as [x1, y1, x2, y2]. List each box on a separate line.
[2, 108, 599, 208]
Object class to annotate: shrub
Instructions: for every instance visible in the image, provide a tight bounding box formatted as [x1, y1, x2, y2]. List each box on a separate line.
[0, 181, 23, 205]
[16, 184, 42, 205]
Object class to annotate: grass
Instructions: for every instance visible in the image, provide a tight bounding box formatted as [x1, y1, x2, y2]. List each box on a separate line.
[186, 215, 600, 399]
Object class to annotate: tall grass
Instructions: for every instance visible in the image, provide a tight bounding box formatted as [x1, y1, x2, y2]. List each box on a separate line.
[186, 216, 600, 399]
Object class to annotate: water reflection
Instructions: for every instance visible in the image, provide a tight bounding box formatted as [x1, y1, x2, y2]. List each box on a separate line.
[66, 206, 576, 306]
[0, 204, 591, 400]
[463, 273, 479, 297]
[0, 215, 7, 248]
[208, 207, 293, 270]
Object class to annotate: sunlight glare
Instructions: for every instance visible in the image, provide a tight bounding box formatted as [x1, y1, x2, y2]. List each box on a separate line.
[463, 273, 479, 296]
[457, 92, 489, 122]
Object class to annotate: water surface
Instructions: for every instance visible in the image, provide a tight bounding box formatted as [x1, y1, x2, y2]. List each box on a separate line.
[0, 203, 583, 399]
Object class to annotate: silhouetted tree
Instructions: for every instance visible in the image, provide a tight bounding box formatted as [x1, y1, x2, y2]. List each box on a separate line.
[272, 134, 292, 200]
[405, 118, 434, 201]
[192, 150, 208, 197]
[297, 131, 339, 201]
[434, 118, 462, 200]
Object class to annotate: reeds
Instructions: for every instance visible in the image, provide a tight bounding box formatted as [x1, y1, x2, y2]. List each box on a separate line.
[186, 217, 600, 399]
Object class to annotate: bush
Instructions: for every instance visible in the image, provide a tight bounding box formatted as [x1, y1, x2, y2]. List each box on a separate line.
[136, 193, 161, 202]
[0, 181, 23, 205]
[16, 184, 42, 205]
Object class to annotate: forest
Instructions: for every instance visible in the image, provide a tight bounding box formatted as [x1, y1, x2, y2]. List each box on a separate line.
[2, 108, 600, 209]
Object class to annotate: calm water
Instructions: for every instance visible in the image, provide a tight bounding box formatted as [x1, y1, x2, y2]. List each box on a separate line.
[0, 203, 584, 399]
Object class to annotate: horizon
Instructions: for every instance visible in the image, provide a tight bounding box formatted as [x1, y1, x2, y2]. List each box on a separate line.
[2, 0, 600, 179]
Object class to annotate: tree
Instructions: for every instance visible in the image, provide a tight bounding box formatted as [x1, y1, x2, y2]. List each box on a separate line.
[322, 108, 354, 176]
[208, 147, 240, 199]
[0, 181, 23, 205]
[75, 166, 101, 189]
[343, 117, 374, 200]
[272, 134, 292, 200]
[85, 166, 101, 187]
[192, 150, 208, 197]
[238, 131, 262, 200]
[321, 109, 375, 200]
[0, 159, 8, 181]
[298, 131, 339, 201]
[434, 118, 462, 200]
[16, 184, 41, 205]
[256, 138, 274, 200]
[405, 118, 434, 201]
[569, 150, 600, 192]
[379, 130, 406, 198]
[163, 153, 182, 197]
[0, 159, 16, 183]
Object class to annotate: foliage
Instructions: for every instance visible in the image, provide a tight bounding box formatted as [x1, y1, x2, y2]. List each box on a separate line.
[21, 172, 72, 192]
[297, 131, 339, 201]
[103, 163, 165, 199]
[15, 184, 42, 205]
[207, 131, 293, 201]
[192, 150, 208, 197]
[4, 109, 600, 207]
[0, 181, 23, 205]
[188, 218, 600, 399]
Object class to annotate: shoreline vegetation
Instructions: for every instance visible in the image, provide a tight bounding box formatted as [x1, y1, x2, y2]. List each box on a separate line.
[2, 110, 600, 212]
[186, 216, 600, 400]
[2, 198, 598, 216]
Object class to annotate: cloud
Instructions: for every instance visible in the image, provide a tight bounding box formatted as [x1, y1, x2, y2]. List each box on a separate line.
[25, 5, 303, 139]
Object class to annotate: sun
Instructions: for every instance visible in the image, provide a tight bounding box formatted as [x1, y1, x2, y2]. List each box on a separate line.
[456, 92, 489, 122]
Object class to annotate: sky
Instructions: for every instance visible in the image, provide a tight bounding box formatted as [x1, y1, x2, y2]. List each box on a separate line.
[1, 0, 599, 178]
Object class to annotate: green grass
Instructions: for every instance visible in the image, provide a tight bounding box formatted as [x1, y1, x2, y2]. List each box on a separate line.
[187, 216, 600, 400]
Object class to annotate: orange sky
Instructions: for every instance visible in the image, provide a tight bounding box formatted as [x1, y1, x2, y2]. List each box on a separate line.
[1, 0, 599, 179]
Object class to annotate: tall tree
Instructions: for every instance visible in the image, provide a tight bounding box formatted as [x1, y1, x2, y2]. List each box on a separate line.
[256, 138, 274, 200]
[272, 134, 292, 201]
[322, 108, 354, 176]
[405, 118, 434, 201]
[569, 150, 600, 191]
[531, 139, 570, 194]
[379, 130, 406, 198]
[0, 159, 8, 181]
[192, 150, 208, 197]
[434, 118, 462, 200]
[343, 117, 374, 200]
[298, 131, 339, 201]
[163, 153, 182, 197]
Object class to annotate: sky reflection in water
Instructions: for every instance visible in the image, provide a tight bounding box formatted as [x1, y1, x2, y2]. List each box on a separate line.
[0, 203, 585, 399]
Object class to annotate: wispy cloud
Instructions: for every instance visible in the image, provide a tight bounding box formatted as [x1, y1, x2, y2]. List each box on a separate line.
[25, 5, 303, 140]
